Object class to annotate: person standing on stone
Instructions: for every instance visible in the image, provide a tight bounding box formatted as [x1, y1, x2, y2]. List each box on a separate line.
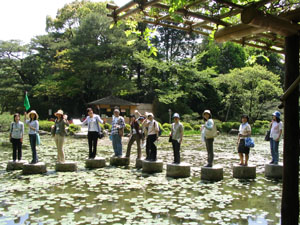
[9, 113, 24, 162]
[269, 111, 283, 164]
[170, 113, 184, 164]
[82, 108, 103, 159]
[111, 109, 125, 157]
[51, 110, 69, 163]
[24, 110, 39, 164]
[237, 115, 252, 166]
[125, 114, 142, 159]
[201, 110, 216, 167]
[145, 113, 159, 161]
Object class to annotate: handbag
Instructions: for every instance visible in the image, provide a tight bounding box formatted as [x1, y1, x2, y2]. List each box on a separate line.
[98, 132, 104, 139]
[169, 135, 173, 142]
[264, 130, 270, 141]
[245, 137, 254, 148]
[36, 133, 41, 145]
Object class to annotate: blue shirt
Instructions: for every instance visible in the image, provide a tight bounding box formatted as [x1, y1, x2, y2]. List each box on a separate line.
[26, 120, 39, 134]
[111, 116, 125, 135]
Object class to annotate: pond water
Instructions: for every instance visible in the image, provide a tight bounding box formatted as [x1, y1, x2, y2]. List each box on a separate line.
[0, 132, 286, 224]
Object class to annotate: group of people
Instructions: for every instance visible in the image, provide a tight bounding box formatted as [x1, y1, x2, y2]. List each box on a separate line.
[9, 107, 283, 167]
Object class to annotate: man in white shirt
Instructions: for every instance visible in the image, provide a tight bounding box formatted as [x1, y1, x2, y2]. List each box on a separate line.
[144, 113, 159, 161]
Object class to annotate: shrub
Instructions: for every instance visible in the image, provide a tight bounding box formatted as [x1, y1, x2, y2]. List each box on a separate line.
[39, 120, 55, 132]
[253, 120, 269, 130]
[0, 112, 16, 131]
[182, 122, 193, 131]
[162, 123, 171, 131]
[193, 124, 202, 131]
[218, 122, 240, 133]
[103, 123, 112, 131]
[124, 124, 131, 134]
[68, 124, 81, 135]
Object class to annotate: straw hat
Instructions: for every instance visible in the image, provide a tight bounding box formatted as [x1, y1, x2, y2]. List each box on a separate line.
[54, 109, 64, 117]
[147, 112, 154, 117]
[28, 110, 39, 120]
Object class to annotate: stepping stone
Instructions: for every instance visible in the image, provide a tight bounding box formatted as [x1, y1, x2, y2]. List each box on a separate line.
[110, 156, 129, 166]
[55, 161, 77, 172]
[233, 164, 256, 179]
[85, 157, 106, 169]
[166, 163, 191, 178]
[201, 165, 223, 181]
[6, 160, 28, 171]
[73, 133, 87, 139]
[142, 160, 163, 173]
[265, 163, 283, 179]
[22, 162, 47, 175]
[135, 158, 144, 169]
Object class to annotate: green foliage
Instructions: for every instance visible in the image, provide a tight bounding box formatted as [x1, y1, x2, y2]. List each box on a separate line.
[162, 123, 171, 130]
[0, 112, 15, 131]
[193, 124, 202, 131]
[103, 123, 112, 131]
[181, 122, 193, 131]
[124, 124, 131, 134]
[217, 122, 240, 133]
[68, 124, 81, 135]
[39, 120, 55, 132]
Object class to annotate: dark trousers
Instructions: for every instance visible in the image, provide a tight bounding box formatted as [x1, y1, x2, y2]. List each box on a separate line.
[205, 138, 214, 166]
[146, 134, 157, 161]
[29, 134, 38, 163]
[126, 134, 141, 158]
[172, 140, 180, 164]
[12, 138, 22, 161]
[88, 131, 98, 158]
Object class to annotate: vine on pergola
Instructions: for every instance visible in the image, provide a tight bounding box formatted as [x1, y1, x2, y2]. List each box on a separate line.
[107, 0, 300, 54]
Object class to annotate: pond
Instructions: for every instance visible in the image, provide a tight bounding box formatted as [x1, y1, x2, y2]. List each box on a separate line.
[0, 132, 285, 224]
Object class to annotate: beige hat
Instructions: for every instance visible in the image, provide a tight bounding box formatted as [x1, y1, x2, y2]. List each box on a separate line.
[147, 112, 154, 117]
[203, 109, 212, 117]
[28, 110, 39, 120]
[54, 109, 64, 117]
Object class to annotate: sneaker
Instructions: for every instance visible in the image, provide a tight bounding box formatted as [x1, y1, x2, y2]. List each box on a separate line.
[269, 161, 274, 164]
[204, 164, 212, 168]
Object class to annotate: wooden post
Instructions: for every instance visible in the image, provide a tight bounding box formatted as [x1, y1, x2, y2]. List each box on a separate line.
[281, 34, 299, 224]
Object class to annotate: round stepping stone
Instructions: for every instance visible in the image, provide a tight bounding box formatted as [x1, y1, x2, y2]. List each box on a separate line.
[142, 160, 163, 173]
[233, 164, 256, 179]
[166, 163, 191, 178]
[55, 161, 77, 172]
[6, 160, 28, 171]
[265, 163, 283, 179]
[85, 157, 106, 169]
[22, 162, 47, 175]
[135, 158, 144, 169]
[110, 156, 129, 166]
[201, 165, 223, 181]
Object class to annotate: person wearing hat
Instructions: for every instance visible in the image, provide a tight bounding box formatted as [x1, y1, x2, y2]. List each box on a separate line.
[9, 113, 24, 162]
[125, 114, 142, 159]
[201, 110, 217, 167]
[269, 111, 283, 164]
[82, 108, 103, 159]
[51, 109, 69, 163]
[170, 113, 184, 164]
[144, 113, 159, 161]
[24, 110, 39, 164]
[237, 115, 251, 166]
[111, 108, 125, 157]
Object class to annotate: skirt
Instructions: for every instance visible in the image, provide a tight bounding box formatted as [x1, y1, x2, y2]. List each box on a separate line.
[238, 139, 250, 154]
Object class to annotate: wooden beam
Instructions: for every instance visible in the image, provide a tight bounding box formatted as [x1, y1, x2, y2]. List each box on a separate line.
[213, 0, 244, 9]
[241, 7, 300, 37]
[280, 7, 300, 22]
[115, 0, 137, 15]
[153, 3, 230, 26]
[106, 3, 118, 10]
[281, 34, 299, 225]
[117, 0, 162, 20]
[233, 40, 284, 54]
[214, 24, 265, 42]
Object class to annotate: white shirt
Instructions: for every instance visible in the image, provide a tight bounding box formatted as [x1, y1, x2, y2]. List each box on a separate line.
[270, 121, 283, 140]
[148, 120, 159, 135]
[239, 122, 251, 139]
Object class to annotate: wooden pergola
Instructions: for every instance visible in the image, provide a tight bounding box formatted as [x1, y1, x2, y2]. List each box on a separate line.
[107, 0, 300, 224]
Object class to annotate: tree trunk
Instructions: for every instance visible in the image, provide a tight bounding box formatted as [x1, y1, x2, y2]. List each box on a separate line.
[281, 34, 299, 225]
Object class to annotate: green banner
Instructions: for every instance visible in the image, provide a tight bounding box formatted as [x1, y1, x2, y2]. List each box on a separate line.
[24, 92, 31, 111]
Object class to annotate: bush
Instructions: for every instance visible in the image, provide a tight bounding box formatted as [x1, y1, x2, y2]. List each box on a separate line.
[39, 120, 55, 132]
[68, 124, 81, 135]
[0, 112, 16, 131]
[218, 121, 240, 133]
[182, 122, 193, 131]
[253, 120, 269, 130]
[193, 124, 202, 131]
[162, 123, 171, 131]
[124, 124, 131, 134]
[103, 123, 112, 131]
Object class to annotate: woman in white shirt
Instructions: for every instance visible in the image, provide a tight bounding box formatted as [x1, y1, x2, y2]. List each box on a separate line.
[269, 111, 283, 164]
[82, 108, 103, 159]
[9, 113, 24, 162]
[237, 115, 251, 166]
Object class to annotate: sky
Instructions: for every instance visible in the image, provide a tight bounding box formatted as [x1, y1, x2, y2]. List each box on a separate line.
[0, 0, 128, 44]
